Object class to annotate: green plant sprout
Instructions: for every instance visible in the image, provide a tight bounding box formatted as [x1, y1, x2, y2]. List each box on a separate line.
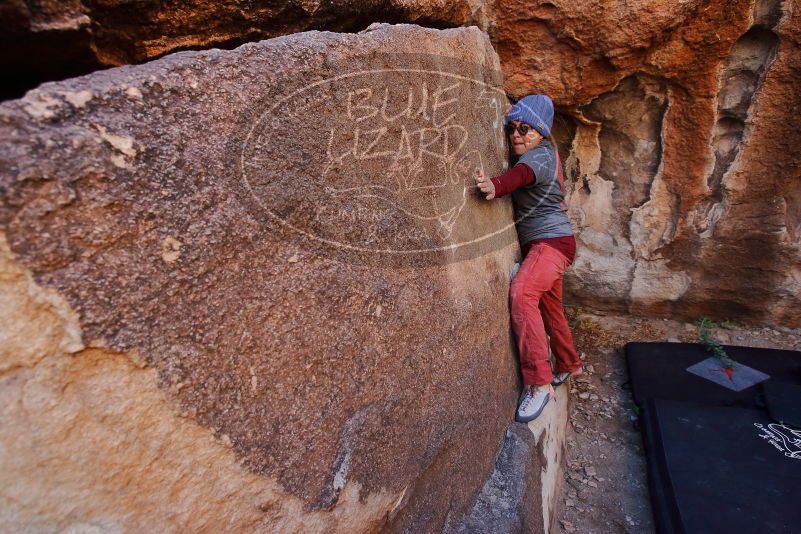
[694, 317, 736, 370]
[693, 317, 717, 330]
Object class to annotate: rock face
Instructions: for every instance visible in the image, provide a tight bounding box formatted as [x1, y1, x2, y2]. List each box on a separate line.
[5, 1, 799, 328]
[446, 389, 569, 534]
[493, 0, 801, 327]
[0, 24, 567, 532]
[0, 0, 489, 99]
[5, 0, 800, 526]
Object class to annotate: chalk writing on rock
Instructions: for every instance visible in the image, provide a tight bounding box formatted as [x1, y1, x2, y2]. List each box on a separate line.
[241, 62, 508, 256]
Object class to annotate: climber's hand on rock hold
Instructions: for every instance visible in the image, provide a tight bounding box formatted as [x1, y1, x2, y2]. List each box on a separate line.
[475, 168, 495, 200]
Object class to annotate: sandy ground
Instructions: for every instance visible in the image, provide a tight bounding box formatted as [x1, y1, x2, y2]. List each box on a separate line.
[555, 310, 801, 534]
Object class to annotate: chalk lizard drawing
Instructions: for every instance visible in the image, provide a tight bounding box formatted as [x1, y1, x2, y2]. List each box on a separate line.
[241, 67, 508, 251]
[322, 83, 490, 239]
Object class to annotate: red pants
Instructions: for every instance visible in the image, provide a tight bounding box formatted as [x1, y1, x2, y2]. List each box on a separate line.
[510, 242, 581, 386]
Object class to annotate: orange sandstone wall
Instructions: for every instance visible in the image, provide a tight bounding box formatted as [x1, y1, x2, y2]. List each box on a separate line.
[492, 0, 801, 326]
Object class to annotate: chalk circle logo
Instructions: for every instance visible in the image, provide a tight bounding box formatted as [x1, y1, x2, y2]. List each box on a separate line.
[240, 58, 519, 258]
[754, 422, 801, 460]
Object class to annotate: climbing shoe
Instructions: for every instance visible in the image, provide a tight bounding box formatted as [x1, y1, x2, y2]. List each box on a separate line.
[515, 384, 553, 423]
[552, 367, 584, 387]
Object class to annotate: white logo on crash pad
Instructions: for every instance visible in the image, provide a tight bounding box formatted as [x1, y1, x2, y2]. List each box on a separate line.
[755, 422, 801, 460]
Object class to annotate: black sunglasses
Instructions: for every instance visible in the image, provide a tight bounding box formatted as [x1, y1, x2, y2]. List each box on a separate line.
[505, 123, 532, 136]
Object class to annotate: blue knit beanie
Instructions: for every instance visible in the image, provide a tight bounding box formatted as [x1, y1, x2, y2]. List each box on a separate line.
[505, 95, 554, 137]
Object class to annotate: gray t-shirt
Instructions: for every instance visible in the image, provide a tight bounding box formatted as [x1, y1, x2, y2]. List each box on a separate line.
[512, 139, 574, 244]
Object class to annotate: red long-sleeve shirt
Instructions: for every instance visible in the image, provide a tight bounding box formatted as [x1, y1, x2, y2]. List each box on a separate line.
[491, 163, 535, 197]
[489, 163, 576, 263]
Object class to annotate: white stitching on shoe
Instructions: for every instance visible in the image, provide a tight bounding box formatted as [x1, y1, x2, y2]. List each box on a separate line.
[519, 386, 549, 415]
[520, 389, 536, 411]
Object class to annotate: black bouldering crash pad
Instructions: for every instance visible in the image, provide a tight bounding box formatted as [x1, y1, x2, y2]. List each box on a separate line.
[626, 342, 801, 534]
[640, 399, 801, 534]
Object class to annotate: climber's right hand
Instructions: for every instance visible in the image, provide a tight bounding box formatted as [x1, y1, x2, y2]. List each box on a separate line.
[475, 168, 495, 200]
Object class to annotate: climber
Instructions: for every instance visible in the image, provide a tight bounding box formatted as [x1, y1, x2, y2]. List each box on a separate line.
[474, 94, 583, 423]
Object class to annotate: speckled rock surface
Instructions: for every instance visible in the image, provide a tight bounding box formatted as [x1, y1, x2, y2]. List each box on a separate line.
[494, 0, 801, 327]
[0, 24, 535, 532]
[446, 388, 569, 534]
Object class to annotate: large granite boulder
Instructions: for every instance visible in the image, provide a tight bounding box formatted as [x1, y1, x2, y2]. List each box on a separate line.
[0, 23, 567, 532]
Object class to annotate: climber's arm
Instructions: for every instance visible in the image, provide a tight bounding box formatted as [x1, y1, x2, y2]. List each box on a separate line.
[475, 164, 535, 200]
